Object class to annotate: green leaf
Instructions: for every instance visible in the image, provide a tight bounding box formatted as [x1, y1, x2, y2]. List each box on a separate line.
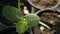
[2, 6, 21, 21]
[16, 19, 28, 34]
[24, 14, 40, 27]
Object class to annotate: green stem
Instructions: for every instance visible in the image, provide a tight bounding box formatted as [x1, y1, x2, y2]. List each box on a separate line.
[18, 0, 20, 11]
[39, 21, 52, 30]
[18, 0, 23, 19]
[30, 27, 33, 34]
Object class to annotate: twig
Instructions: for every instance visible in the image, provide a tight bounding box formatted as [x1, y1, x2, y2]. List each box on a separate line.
[30, 27, 33, 34]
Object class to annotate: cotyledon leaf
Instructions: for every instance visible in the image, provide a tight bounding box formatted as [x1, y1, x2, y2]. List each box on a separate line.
[24, 14, 40, 27]
[2, 6, 21, 21]
[16, 19, 28, 34]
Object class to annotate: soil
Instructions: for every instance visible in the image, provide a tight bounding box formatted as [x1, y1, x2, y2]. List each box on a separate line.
[34, 10, 60, 34]
[30, 0, 58, 9]
[39, 10, 60, 25]
[33, 25, 54, 34]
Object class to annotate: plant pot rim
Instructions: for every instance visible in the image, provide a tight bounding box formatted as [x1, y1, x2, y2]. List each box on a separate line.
[27, 0, 60, 10]
[35, 9, 60, 15]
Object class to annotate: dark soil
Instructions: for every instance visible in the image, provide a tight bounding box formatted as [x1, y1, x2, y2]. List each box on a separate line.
[36, 10, 60, 34]
[33, 25, 54, 34]
[37, 10, 60, 25]
[30, 0, 58, 9]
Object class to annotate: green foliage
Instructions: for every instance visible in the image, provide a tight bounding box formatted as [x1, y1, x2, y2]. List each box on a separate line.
[24, 14, 40, 27]
[2, 6, 21, 21]
[16, 19, 28, 34]
[2, 5, 40, 34]
[16, 14, 40, 34]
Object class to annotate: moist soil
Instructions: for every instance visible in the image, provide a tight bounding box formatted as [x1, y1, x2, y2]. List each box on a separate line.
[30, 0, 58, 9]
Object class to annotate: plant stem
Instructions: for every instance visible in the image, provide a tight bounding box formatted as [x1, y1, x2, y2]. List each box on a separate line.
[18, 0, 24, 19]
[30, 27, 33, 34]
[39, 21, 52, 30]
[18, 0, 20, 11]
